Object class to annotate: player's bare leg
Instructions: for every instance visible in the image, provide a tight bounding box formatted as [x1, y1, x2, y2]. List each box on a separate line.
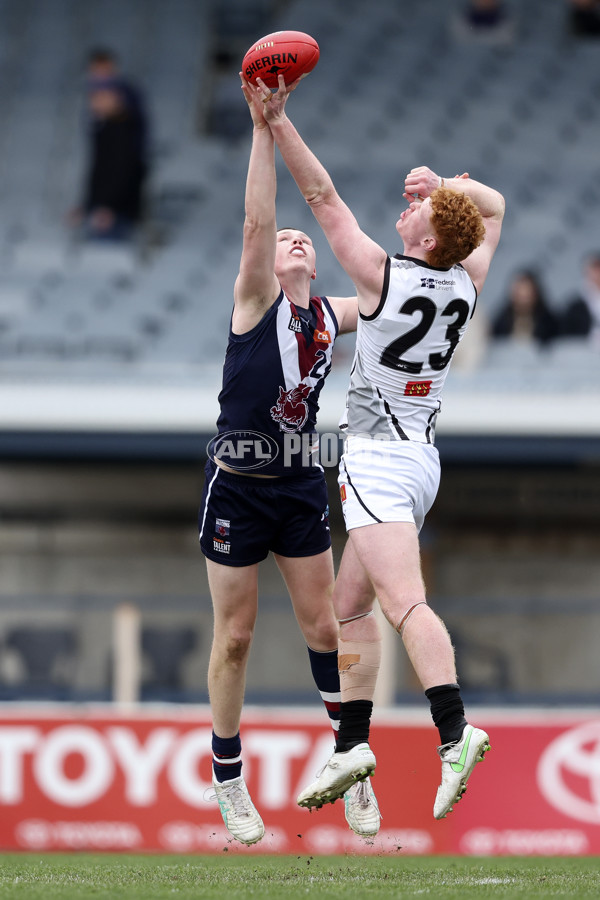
[275, 549, 338, 654]
[349, 522, 490, 820]
[334, 541, 382, 835]
[207, 560, 259, 737]
[292, 543, 382, 835]
[206, 560, 264, 844]
[276, 548, 342, 732]
[349, 523, 455, 688]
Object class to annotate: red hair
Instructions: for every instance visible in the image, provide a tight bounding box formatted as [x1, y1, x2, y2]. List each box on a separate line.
[427, 187, 485, 269]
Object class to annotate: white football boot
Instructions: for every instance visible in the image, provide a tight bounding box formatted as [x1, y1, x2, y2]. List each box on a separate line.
[344, 777, 381, 837]
[433, 724, 490, 819]
[212, 774, 265, 844]
[297, 742, 376, 809]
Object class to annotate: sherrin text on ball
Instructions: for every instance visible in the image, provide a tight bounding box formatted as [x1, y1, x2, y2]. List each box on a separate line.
[242, 30, 319, 88]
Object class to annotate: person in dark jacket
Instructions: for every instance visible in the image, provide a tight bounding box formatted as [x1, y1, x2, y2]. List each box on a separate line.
[85, 47, 150, 167]
[76, 78, 148, 241]
[491, 269, 560, 347]
[568, 0, 600, 38]
[560, 252, 600, 342]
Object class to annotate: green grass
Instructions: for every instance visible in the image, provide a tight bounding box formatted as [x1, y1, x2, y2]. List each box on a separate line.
[0, 854, 599, 898]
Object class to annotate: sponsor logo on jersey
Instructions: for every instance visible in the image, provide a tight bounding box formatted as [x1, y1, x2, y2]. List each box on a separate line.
[340, 484, 347, 502]
[270, 383, 310, 433]
[215, 518, 230, 537]
[213, 537, 231, 554]
[288, 314, 303, 333]
[421, 276, 455, 290]
[404, 380, 432, 397]
[313, 329, 331, 344]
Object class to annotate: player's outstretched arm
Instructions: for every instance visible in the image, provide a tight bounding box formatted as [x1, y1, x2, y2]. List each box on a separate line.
[233, 75, 281, 331]
[260, 75, 387, 312]
[404, 166, 505, 294]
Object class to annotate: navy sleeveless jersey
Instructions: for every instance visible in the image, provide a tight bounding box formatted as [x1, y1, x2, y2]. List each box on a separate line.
[209, 290, 339, 476]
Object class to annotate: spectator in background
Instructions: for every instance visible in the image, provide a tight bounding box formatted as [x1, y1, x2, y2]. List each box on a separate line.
[560, 252, 600, 344]
[567, 0, 600, 37]
[70, 49, 150, 242]
[491, 269, 560, 347]
[72, 79, 148, 241]
[450, 0, 516, 45]
[86, 47, 150, 166]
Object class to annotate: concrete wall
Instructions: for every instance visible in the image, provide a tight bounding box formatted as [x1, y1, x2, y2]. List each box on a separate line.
[0, 461, 598, 704]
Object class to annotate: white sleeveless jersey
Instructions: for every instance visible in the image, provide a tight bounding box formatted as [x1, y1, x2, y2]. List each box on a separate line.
[340, 254, 477, 444]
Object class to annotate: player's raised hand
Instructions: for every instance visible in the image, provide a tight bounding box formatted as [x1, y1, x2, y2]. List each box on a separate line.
[239, 73, 271, 127]
[257, 74, 302, 122]
[403, 166, 442, 202]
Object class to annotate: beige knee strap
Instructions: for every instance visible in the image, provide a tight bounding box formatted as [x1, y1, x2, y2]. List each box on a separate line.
[338, 636, 381, 702]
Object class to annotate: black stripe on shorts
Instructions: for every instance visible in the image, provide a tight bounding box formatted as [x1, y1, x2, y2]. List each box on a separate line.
[345, 467, 382, 524]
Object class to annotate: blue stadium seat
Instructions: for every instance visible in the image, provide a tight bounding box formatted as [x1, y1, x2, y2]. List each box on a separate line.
[141, 625, 198, 700]
[2, 626, 78, 699]
[0, 0, 597, 402]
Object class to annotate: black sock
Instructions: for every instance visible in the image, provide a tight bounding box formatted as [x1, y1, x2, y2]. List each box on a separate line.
[425, 683, 468, 745]
[307, 646, 341, 737]
[212, 730, 242, 782]
[335, 699, 373, 752]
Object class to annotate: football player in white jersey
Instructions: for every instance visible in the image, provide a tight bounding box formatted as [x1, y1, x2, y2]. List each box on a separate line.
[260, 75, 505, 820]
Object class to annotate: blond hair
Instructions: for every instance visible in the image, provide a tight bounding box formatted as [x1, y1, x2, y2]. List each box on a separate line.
[426, 187, 485, 270]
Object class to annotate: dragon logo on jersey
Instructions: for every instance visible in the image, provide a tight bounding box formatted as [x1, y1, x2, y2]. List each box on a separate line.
[270, 383, 310, 433]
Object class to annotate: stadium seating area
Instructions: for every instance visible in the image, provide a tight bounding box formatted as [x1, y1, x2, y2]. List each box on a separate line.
[0, 0, 598, 433]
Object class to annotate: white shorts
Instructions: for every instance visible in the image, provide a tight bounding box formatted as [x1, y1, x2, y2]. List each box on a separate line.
[338, 435, 441, 533]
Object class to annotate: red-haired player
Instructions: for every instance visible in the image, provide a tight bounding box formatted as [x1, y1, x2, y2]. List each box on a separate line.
[260, 73, 504, 821]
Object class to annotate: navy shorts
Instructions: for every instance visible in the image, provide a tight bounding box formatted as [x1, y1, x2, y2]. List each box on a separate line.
[199, 459, 332, 566]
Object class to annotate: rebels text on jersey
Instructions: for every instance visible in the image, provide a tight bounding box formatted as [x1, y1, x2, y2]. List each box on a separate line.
[213, 290, 339, 475]
[341, 254, 477, 444]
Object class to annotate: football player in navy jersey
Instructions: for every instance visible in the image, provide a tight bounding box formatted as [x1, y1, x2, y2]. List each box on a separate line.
[261, 75, 505, 822]
[200, 75, 381, 844]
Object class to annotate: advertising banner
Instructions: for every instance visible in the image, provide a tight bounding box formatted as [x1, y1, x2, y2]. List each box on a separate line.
[0, 707, 598, 855]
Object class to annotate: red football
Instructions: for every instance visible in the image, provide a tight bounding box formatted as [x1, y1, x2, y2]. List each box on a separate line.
[242, 30, 319, 88]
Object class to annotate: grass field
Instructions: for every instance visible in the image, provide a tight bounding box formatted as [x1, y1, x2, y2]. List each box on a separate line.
[0, 854, 599, 899]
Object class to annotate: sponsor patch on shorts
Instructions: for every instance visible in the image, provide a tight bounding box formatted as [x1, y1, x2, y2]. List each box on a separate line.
[215, 517, 230, 536]
[213, 537, 231, 554]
